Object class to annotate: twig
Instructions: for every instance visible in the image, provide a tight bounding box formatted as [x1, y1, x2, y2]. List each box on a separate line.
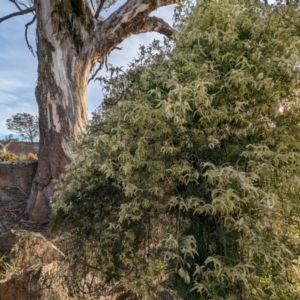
[105, 55, 108, 71]
[25, 14, 36, 57]
[95, 0, 106, 19]
[9, 0, 23, 11]
[0, 6, 35, 23]
[0, 141, 12, 152]
[15, 0, 30, 9]
[16, 187, 29, 198]
[88, 54, 110, 83]
[90, 0, 96, 11]
[88, 60, 104, 83]
[274, 6, 300, 31]
[20, 219, 37, 224]
[105, 81, 128, 106]
[5, 186, 29, 198]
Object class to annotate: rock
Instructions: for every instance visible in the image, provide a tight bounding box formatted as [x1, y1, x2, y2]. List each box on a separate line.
[0, 186, 27, 205]
[0, 161, 37, 196]
[0, 230, 182, 300]
[0, 230, 68, 300]
[0, 230, 64, 268]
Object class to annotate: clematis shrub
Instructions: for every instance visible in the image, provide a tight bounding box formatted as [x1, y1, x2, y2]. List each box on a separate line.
[51, 0, 300, 299]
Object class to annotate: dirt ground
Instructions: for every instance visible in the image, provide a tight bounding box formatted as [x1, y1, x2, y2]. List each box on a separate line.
[0, 194, 45, 233]
[0, 191, 67, 251]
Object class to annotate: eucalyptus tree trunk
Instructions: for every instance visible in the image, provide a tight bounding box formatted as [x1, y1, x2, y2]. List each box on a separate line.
[26, 0, 175, 221]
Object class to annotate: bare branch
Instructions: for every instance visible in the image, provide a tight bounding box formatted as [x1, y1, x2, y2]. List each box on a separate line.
[105, 81, 127, 106]
[139, 16, 177, 38]
[95, 0, 106, 19]
[88, 49, 121, 83]
[0, 141, 11, 152]
[88, 61, 104, 83]
[0, 5, 35, 23]
[93, 0, 177, 57]
[90, 0, 96, 11]
[25, 13, 36, 57]
[16, 0, 31, 9]
[9, 0, 23, 11]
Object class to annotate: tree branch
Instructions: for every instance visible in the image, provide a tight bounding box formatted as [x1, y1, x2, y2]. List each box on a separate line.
[138, 16, 176, 38]
[90, 0, 96, 11]
[0, 5, 35, 23]
[92, 0, 177, 58]
[9, 0, 23, 11]
[88, 60, 105, 83]
[102, 0, 176, 26]
[25, 13, 36, 56]
[95, 0, 106, 19]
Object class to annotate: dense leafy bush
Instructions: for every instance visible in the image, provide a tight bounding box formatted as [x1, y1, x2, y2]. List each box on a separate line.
[52, 1, 300, 299]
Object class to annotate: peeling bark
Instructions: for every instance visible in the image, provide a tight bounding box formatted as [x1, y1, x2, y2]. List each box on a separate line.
[24, 0, 176, 221]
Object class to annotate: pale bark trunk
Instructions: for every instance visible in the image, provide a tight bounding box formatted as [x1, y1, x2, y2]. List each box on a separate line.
[26, 0, 176, 221]
[26, 0, 93, 221]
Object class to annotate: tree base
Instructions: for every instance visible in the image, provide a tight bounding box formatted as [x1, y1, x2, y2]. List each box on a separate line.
[26, 181, 54, 222]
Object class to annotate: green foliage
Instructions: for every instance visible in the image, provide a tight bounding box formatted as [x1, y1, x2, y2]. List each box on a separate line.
[52, 0, 300, 299]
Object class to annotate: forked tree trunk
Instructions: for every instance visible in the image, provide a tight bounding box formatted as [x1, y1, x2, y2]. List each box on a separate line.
[25, 0, 175, 221]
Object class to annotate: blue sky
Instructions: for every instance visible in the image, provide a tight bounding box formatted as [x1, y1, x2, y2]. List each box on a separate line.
[0, 1, 175, 138]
